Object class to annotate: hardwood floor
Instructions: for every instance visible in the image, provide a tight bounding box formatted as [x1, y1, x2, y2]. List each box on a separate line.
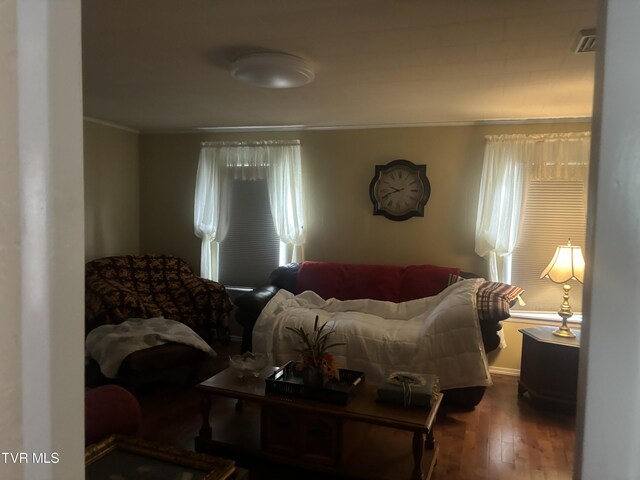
[134, 342, 575, 479]
[432, 374, 575, 480]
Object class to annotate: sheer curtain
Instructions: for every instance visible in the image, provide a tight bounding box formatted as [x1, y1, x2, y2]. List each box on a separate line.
[194, 140, 305, 280]
[475, 132, 590, 282]
[265, 144, 306, 263]
[193, 148, 231, 280]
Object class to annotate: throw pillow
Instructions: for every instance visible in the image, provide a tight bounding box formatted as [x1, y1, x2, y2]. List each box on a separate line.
[476, 281, 525, 321]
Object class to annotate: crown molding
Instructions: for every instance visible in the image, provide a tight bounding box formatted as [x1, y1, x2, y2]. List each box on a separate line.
[141, 116, 592, 134]
[83, 117, 140, 134]
[84, 115, 592, 135]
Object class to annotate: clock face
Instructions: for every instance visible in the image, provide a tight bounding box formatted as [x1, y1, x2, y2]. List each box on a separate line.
[369, 160, 431, 221]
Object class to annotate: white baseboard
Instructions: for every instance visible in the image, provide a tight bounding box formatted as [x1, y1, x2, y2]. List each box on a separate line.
[489, 366, 520, 377]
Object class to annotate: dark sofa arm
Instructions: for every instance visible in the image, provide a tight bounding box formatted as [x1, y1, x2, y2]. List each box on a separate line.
[461, 270, 503, 354]
[479, 324, 501, 353]
[234, 285, 280, 352]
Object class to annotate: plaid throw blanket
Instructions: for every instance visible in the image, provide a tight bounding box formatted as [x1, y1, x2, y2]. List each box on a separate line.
[85, 255, 232, 343]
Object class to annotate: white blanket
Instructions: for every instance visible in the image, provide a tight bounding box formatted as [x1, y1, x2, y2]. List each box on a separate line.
[86, 317, 216, 378]
[252, 278, 491, 389]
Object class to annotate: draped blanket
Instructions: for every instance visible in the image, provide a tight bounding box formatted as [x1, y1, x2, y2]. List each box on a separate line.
[85, 255, 232, 343]
[252, 278, 491, 389]
[86, 317, 216, 378]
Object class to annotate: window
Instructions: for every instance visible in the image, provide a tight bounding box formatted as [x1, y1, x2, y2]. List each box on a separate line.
[218, 180, 281, 288]
[194, 140, 305, 282]
[474, 131, 590, 313]
[511, 180, 586, 312]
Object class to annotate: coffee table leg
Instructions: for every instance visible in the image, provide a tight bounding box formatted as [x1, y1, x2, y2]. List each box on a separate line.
[411, 431, 425, 480]
[425, 427, 435, 450]
[198, 393, 212, 440]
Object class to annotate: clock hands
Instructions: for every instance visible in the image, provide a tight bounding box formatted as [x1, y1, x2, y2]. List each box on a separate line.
[381, 187, 404, 200]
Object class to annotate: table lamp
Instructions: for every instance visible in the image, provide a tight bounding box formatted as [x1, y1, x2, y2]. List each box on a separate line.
[540, 239, 585, 338]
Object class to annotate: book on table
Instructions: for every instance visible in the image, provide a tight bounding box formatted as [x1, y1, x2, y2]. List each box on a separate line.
[376, 371, 440, 408]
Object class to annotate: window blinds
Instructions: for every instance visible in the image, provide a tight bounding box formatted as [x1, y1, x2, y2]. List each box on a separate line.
[511, 180, 586, 312]
[218, 179, 281, 288]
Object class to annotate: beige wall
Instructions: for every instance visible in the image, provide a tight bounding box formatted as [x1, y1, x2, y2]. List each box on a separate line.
[139, 122, 590, 269]
[84, 120, 141, 260]
[139, 121, 590, 370]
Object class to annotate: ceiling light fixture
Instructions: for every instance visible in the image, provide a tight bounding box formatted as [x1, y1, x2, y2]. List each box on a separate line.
[229, 52, 315, 89]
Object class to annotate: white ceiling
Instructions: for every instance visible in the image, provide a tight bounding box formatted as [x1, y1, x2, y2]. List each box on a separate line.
[81, 0, 597, 132]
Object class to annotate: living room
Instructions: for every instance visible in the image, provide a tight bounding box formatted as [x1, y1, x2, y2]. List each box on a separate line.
[4, 1, 640, 479]
[84, 119, 591, 375]
[79, 0, 596, 475]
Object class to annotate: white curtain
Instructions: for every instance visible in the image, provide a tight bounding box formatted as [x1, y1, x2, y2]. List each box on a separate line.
[194, 140, 305, 280]
[265, 144, 306, 263]
[193, 148, 231, 280]
[475, 132, 590, 282]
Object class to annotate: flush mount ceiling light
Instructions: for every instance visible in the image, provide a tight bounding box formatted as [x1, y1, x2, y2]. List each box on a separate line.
[229, 52, 315, 88]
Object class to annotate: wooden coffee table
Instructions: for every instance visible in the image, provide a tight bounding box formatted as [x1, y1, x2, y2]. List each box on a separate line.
[195, 366, 442, 480]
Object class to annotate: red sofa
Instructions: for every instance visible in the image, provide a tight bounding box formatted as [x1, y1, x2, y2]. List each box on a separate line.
[235, 261, 504, 408]
[295, 261, 461, 303]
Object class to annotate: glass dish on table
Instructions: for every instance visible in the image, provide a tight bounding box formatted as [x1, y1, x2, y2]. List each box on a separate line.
[229, 352, 266, 378]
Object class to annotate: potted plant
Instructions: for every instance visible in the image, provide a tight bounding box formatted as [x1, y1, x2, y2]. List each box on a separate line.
[286, 315, 345, 386]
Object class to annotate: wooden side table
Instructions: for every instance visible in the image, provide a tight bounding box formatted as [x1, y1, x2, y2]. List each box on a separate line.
[518, 326, 581, 409]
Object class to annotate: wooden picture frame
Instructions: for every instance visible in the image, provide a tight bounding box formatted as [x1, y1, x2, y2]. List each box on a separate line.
[85, 435, 235, 480]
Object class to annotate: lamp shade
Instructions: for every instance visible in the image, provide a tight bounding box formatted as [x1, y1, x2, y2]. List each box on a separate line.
[229, 52, 315, 89]
[540, 240, 585, 284]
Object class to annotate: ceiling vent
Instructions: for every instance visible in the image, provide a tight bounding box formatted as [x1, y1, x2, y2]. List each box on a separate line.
[574, 29, 597, 54]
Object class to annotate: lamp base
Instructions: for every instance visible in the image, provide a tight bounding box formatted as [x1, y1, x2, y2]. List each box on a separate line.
[552, 323, 576, 338]
[552, 284, 577, 338]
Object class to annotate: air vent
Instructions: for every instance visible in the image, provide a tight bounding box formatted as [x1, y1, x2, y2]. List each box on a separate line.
[575, 29, 597, 54]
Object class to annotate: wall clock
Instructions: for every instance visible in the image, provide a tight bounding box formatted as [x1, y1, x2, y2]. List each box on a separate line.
[369, 159, 431, 221]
